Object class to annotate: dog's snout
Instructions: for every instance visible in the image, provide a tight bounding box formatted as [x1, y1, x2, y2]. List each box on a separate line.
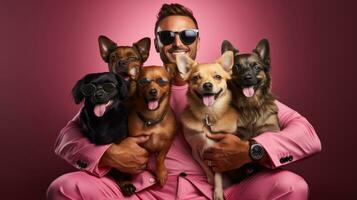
[149, 88, 158, 97]
[244, 74, 253, 81]
[203, 82, 213, 91]
[95, 90, 105, 98]
[118, 60, 128, 67]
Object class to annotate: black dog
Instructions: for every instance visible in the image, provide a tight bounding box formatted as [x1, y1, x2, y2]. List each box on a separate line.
[72, 72, 135, 196]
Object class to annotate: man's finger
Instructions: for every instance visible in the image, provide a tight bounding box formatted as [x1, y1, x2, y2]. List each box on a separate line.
[132, 135, 150, 144]
[206, 132, 226, 141]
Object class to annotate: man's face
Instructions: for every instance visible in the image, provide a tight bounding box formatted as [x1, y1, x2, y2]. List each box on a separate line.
[155, 15, 200, 64]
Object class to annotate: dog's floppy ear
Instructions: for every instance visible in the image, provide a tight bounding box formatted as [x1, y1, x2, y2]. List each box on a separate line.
[217, 51, 234, 73]
[113, 73, 129, 100]
[176, 54, 196, 80]
[253, 38, 270, 66]
[133, 37, 151, 63]
[98, 35, 118, 63]
[221, 40, 239, 55]
[72, 77, 86, 104]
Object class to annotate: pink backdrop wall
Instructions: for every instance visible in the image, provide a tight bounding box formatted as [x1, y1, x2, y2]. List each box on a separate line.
[1, 0, 356, 199]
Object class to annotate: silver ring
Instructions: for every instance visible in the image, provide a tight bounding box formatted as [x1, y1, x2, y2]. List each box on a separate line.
[208, 160, 212, 167]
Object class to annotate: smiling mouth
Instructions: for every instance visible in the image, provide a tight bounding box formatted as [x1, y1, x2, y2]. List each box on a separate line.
[194, 89, 223, 107]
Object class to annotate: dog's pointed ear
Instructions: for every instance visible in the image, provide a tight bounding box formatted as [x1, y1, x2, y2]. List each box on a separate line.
[133, 37, 151, 63]
[253, 38, 270, 65]
[98, 35, 118, 63]
[113, 73, 129, 100]
[72, 76, 86, 104]
[176, 54, 196, 80]
[221, 40, 239, 55]
[217, 51, 234, 73]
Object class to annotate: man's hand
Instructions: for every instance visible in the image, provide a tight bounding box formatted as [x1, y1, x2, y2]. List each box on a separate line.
[202, 133, 252, 173]
[99, 136, 150, 174]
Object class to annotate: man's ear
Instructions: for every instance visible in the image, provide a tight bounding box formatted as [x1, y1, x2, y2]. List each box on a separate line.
[133, 37, 151, 63]
[176, 54, 196, 80]
[253, 38, 270, 65]
[98, 35, 117, 63]
[154, 37, 160, 53]
[72, 77, 86, 104]
[221, 40, 239, 55]
[217, 51, 234, 73]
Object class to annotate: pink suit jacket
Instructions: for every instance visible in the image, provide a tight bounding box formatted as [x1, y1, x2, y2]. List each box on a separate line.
[54, 84, 321, 198]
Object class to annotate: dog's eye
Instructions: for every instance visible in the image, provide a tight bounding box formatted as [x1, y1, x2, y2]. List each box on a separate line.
[214, 75, 222, 80]
[192, 75, 201, 82]
[235, 64, 241, 71]
[156, 78, 169, 86]
[253, 65, 260, 72]
[138, 78, 151, 86]
[128, 56, 139, 61]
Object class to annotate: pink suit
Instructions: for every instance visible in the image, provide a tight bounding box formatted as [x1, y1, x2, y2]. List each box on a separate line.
[47, 84, 321, 200]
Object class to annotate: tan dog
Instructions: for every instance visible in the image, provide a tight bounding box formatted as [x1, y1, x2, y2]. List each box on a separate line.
[128, 66, 176, 187]
[176, 51, 238, 200]
[98, 35, 150, 96]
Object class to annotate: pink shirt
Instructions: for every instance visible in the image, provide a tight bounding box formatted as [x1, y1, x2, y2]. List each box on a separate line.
[54, 84, 321, 196]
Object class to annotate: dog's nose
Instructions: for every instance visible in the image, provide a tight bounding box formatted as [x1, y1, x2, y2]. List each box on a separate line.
[149, 89, 157, 97]
[244, 74, 253, 81]
[118, 60, 128, 67]
[203, 82, 213, 91]
[95, 90, 105, 98]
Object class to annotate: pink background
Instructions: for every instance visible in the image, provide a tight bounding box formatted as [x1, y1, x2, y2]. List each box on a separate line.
[1, 0, 356, 199]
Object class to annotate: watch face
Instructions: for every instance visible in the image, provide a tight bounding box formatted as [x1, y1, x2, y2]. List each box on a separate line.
[251, 143, 264, 160]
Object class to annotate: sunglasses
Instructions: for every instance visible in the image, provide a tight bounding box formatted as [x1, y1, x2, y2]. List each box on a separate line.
[81, 83, 117, 96]
[138, 77, 169, 86]
[157, 29, 199, 45]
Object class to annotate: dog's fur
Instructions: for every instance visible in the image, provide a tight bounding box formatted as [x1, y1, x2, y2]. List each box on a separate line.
[98, 35, 150, 96]
[128, 65, 176, 187]
[221, 39, 280, 139]
[176, 51, 238, 200]
[72, 72, 136, 196]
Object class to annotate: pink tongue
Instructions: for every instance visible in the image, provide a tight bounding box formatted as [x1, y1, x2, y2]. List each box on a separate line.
[243, 86, 255, 97]
[94, 101, 112, 117]
[203, 95, 215, 106]
[148, 100, 159, 110]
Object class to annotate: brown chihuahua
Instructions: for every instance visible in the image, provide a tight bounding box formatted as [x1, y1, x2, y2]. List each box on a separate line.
[176, 51, 238, 200]
[128, 66, 176, 187]
[98, 35, 151, 96]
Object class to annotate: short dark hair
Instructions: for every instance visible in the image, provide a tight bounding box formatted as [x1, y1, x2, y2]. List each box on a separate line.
[154, 3, 198, 34]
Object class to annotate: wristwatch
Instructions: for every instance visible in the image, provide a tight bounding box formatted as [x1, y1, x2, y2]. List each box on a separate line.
[249, 140, 266, 161]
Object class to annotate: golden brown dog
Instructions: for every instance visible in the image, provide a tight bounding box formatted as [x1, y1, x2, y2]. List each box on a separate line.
[128, 65, 176, 187]
[98, 35, 150, 96]
[176, 51, 238, 200]
[221, 39, 280, 140]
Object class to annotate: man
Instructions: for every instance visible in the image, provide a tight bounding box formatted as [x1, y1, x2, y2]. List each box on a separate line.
[47, 3, 321, 200]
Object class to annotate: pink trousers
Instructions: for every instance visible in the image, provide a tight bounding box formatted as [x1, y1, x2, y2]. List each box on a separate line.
[47, 169, 308, 200]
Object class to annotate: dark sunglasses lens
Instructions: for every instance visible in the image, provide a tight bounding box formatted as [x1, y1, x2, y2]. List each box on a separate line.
[180, 30, 198, 45]
[103, 83, 116, 92]
[158, 31, 175, 45]
[81, 84, 95, 96]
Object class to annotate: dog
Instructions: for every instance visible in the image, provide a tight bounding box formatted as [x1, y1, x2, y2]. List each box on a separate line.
[221, 39, 280, 183]
[71, 72, 135, 196]
[176, 51, 239, 200]
[128, 65, 176, 187]
[98, 35, 150, 96]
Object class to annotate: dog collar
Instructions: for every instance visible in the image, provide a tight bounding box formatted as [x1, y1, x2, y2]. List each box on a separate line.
[136, 108, 169, 127]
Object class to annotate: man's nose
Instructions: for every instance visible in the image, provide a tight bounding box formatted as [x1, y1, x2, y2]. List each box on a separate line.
[173, 34, 184, 47]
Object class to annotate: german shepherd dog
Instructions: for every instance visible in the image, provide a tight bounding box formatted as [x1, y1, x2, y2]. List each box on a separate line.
[176, 51, 239, 200]
[221, 39, 280, 183]
[98, 35, 150, 96]
[71, 72, 135, 196]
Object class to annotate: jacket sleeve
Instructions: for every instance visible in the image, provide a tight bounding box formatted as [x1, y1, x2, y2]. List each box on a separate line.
[253, 100, 322, 168]
[54, 111, 111, 177]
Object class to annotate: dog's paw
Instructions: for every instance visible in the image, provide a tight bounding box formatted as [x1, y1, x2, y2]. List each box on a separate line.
[156, 169, 168, 187]
[120, 182, 136, 197]
[214, 189, 225, 200]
